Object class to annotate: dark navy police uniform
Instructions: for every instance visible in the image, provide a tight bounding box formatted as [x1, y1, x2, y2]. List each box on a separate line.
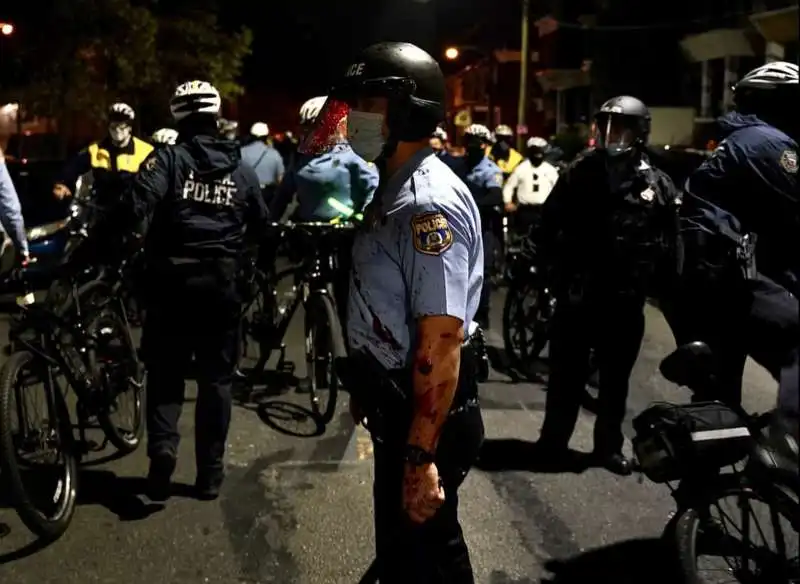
[348, 148, 484, 583]
[124, 135, 267, 479]
[681, 111, 799, 409]
[537, 150, 682, 457]
[686, 112, 798, 296]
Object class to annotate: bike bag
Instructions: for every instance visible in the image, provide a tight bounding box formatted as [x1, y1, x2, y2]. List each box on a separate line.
[632, 401, 752, 483]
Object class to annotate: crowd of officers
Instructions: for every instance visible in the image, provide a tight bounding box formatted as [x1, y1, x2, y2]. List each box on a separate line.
[28, 39, 798, 583]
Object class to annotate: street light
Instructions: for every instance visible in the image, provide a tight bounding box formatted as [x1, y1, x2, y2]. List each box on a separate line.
[444, 46, 460, 60]
[0, 23, 13, 36]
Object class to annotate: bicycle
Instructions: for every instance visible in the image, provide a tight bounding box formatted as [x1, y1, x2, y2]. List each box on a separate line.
[0, 266, 143, 540]
[241, 221, 350, 425]
[633, 341, 799, 583]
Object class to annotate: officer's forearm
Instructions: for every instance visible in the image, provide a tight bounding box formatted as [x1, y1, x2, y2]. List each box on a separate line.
[407, 316, 464, 453]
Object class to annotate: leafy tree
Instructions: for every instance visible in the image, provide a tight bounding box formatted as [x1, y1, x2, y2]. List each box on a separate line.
[12, 0, 158, 133]
[7, 0, 252, 141]
[146, 9, 252, 126]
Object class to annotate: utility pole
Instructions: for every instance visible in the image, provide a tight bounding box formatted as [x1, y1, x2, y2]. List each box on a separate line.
[516, 0, 530, 152]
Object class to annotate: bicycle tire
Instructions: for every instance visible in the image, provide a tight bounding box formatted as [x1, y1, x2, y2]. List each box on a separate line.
[89, 307, 145, 453]
[502, 283, 538, 373]
[674, 485, 800, 584]
[0, 351, 79, 541]
[304, 293, 345, 425]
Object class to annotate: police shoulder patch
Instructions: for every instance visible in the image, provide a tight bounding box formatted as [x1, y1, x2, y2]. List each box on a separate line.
[411, 211, 453, 256]
[779, 149, 797, 174]
[143, 156, 158, 171]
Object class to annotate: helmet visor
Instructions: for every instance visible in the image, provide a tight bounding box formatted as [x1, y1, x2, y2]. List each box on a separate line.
[298, 98, 349, 156]
[593, 113, 639, 154]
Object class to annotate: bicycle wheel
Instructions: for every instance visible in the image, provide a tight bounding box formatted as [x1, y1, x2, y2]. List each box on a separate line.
[502, 283, 545, 378]
[304, 293, 345, 425]
[243, 268, 279, 373]
[88, 307, 145, 453]
[0, 351, 79, 541]
[674, 484, 799, 583]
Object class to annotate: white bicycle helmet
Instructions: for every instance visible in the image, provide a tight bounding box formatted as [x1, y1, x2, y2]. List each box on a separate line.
[300, 96, 327, 125]
[737, 61, 798, 90]
[526, 136, 548, 149]
[494, 124, 513, 138]
[109, 102, 135, 122]
[250, 122, 269, 138]
[170, 80, 222, 122]
[464, 123, 494, 143]
[432, 126, 448, 141]
[152, 128, 178, 145]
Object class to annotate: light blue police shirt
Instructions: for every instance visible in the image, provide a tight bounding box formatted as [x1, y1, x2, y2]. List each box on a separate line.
[292, 143, 379, 222]
[347, 147, 484, 369]
[465, 156, 503, 205]
[0, 154, 28, 254]
[240, 141, 285, 187]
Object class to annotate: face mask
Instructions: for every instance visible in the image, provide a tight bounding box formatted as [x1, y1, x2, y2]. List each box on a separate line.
[109, 123, 132, 146]
[347, 110, 386, 162]
[529, 154, 544, 166]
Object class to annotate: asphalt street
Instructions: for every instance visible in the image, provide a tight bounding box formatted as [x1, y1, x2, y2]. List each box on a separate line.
[0, 288, 779, 584]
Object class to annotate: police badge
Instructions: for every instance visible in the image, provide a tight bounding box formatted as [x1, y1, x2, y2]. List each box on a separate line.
[411, 212, 453, 255]
[640, 187, 655, 202]
[779, 149, 797, 174]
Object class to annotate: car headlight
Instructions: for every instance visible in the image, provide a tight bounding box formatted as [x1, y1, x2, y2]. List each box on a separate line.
[27, 219, 69, 241]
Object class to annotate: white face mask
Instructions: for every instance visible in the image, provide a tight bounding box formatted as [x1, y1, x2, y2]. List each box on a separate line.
[347, 110, 386, 162]
[109, 123, 132, 147]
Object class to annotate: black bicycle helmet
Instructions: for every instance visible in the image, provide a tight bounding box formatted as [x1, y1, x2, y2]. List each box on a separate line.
[593, 95, 651, 157]
[300, 42, 445, 157]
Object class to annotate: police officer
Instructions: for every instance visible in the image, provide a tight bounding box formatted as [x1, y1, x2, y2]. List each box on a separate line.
[678, 61, 798, 412]
[503, 136, 560, 235]
[431, 126, 467, 180]
[686, 61, 798, 297]
[0, 147, 29, 265]
[272, 96, 377, 223]
[241, 121, 285, 206]
[301, 41, 484, 583]
[151, 128, 179, 148]
[119, 80, 268, 502]
[535, 96, 682, 476]
[489, 124, 523, 179]
[271, 95, 378, 334]
[463, 123, 503, 328]
[53, 103, 154, 206]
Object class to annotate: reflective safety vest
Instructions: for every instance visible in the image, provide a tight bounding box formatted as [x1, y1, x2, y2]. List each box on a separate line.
[88, 137, 153, 174]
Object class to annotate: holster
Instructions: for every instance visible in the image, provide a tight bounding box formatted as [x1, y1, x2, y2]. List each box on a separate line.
[335, 345, 481, 443]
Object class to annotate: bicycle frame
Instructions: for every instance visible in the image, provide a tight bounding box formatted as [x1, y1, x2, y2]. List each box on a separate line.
[10, 291, 109, 456]
[247, 223, 349, 376]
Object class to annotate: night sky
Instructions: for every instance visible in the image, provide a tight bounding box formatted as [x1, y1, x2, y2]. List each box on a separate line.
[232, 0, 516, 95]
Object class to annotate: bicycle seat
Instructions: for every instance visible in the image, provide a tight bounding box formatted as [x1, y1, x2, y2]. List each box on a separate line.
[659, 341, 715, 388]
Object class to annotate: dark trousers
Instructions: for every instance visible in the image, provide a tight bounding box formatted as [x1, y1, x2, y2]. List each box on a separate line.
[260, 184, 277, 210]
[373, 407, 484, 583]
[142, 258, 241, 473]
[513, 204, 542, 238]
[371, 357, 484, 583]
[663, 273, 798, 409]
[540, 294, 645, 454]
